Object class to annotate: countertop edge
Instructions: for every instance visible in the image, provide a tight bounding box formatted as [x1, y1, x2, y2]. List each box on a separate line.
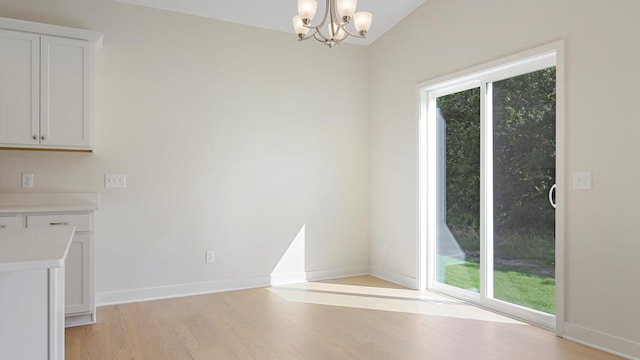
[0, 204, 99, 214]
[0, 227, 75, 273]
[0, 258, 66, 272]
[0, 192, 100, 214]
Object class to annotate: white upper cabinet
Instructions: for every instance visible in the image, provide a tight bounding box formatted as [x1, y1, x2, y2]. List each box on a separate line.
[0, 30, 39, 146]
[41, 36, 92, 148]
[0, 18, 102, 151]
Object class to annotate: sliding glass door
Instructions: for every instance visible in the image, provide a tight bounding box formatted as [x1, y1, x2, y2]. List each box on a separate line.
[424, 51, 558, 328]
[491, 69, 556, 315]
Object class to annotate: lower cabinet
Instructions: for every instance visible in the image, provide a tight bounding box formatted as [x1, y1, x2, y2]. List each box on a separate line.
[0, 267, 65, 360]
[14, 211, 95, 327]
[63, 233, 91, 315]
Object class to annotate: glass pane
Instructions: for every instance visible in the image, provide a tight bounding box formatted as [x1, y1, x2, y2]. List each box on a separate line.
[436, 88, 481, 293]
[492, 68, 556, 314]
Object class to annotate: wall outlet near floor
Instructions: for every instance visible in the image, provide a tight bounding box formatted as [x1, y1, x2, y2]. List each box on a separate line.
[105, 174, 127, 188]
[21, 173, 34, 188]
[205, 250, 215, 264]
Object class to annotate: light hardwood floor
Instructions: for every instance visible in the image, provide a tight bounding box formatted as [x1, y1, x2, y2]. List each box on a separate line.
[66, 276, 621, 359]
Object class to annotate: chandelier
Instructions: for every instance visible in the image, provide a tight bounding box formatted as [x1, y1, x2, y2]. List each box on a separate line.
[292, 0, 373, 48]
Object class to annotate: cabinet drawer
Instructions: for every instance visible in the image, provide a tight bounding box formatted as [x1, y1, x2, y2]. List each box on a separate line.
[27, 214, 91, 232]
[0, 216, 20, 229]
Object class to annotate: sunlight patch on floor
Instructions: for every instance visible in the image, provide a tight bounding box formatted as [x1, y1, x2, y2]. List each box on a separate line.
[269, 282, 525, 325]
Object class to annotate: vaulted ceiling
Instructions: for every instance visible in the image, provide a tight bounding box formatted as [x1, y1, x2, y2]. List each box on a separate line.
[114, 0, 427, 46]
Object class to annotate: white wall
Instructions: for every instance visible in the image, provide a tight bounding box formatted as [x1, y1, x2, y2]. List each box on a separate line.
[2, 0, 637, 357]
[369, 0, 640, 357]
[0, 0, 370, 302]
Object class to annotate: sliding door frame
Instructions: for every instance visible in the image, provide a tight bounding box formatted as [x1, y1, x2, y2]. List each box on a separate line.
[417, 41, 565, 334]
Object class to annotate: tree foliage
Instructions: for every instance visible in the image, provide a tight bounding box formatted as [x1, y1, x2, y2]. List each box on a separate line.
[438, 68, 556, 260]
[439, 88, 481, 231]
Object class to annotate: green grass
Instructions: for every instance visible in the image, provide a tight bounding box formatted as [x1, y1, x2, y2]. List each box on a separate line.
[439, 259, 555, 314]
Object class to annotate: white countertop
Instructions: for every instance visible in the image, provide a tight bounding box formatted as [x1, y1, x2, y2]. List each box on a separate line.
[0, 227, 74, 272]
[0, 193, 99, 214]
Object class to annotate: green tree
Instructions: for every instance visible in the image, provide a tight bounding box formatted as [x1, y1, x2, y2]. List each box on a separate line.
[438, 88, 481, 252]
[493, 68, 556, 261]
[438, 67, 556, 261]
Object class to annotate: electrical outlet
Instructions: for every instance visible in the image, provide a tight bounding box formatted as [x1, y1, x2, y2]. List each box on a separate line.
[22, 173, 34, 188]
[105, 174, 127, 188]
[205, 250, 215, 264]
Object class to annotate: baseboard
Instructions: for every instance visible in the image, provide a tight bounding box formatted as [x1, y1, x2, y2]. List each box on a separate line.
[270, 265, 371, 285]
[305, 265, 369, 282]
[270, 272, 307, 286]
[96, 276, 271, 306]
[563, 322, 640, 360]
[96, 267, 370, 306]
[369, 267, 416, 289]
[65, 313, 95, 328]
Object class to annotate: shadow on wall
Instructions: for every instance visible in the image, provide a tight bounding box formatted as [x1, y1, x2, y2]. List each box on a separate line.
[270, 224, 307, 285]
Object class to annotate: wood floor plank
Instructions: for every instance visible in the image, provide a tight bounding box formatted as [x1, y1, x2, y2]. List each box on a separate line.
[66, 277, 622, 359]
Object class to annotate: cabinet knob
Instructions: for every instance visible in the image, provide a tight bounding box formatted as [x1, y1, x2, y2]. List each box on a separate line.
[32, 135, 38, 140]
[0, 225, 6, 229]
[41, 135, 46, 141]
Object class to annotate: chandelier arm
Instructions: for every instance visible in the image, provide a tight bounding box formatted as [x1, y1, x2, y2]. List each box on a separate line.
[339, 25, 365, 39]
[313, 31, 328, 43]
[296, 24, 321, 41]
[313, 24, 331, 42]
[297, 32, 317, 41]
[329, 0, 340, 39]
[307, 27, 321, 39]
[315, 0, 330, 30]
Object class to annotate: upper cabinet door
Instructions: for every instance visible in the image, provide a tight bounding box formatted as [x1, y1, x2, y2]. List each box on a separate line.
[40, 36, 92, 149]
[0, 29, 40, 146]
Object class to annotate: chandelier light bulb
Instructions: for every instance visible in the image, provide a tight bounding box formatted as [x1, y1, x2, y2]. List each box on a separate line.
[298, 0, 318, 23]
[293, 15, 309, 36]
[354, 11, 372, 35]
[337, 0, 357, 21]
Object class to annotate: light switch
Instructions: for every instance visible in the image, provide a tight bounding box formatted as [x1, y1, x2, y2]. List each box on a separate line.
[105, 174, 127, 188]
[573, 171, 592, 190]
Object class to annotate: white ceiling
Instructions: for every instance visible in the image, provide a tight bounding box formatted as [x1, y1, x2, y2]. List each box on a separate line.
[113, 0, 427, 46]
